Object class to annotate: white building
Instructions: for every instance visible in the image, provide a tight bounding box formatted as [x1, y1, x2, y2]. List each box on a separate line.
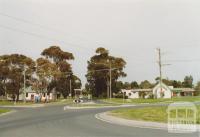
[7, 87, 55, 102]
[153, 82, 172, 98]
[153, 83, 195, 99]
[122, 82, 195, 99]
[121, 89, 152, 99]
[121, 89, 139, 99]
[25, 87, 54, 102]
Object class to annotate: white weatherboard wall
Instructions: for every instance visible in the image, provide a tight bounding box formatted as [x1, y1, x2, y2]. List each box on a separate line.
[26, 93, 54, 101]
[129, 92, 139, 99]
[121, 89, 139, 99]
[26, 93, 37, 101]
[153, 83, 172, 99]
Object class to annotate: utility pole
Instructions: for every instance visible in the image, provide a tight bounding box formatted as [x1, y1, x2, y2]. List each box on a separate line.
[156, 48, 171, 98]
[70, 79, 72, 98]
[123, 92, 125, 104]
[107, 80, 109, 99]
[109, 62, 112, 100]
[88, 61, 121, 100]
[66, 72, 73, 99]
[157, 48, 162, 87]
[23, 67, 27, 103]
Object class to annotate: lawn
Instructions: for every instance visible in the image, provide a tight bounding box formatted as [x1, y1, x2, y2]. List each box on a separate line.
[0, 109, 10, 114]
[0, 99, 73, 106]
[109, 106, 200, 123]
[0, 100, 36, 106]
[101, 96, 200, 104]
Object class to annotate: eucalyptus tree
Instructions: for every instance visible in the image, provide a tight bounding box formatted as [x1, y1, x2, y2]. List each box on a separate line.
[86, 47, 126, 97]
[0, 54, 35, 101]
[130, 81, 139, 89]
[33, 57, 59, 94]
[183, 75, 193, 88]
[39, 46, 81, 98]
[139, 80, 153, 89]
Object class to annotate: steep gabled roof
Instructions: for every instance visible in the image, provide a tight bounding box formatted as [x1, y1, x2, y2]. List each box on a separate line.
[153, 82, 171, 91]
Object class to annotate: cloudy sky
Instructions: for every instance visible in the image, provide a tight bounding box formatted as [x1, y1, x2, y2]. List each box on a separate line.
[1, 0, 200, 85]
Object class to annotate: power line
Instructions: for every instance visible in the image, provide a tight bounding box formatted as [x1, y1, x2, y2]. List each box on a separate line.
[0, 24, 92, 54]
[87, 67, 120, 73]
[0, 12, 52, 31]
[0, 12, 105, 50]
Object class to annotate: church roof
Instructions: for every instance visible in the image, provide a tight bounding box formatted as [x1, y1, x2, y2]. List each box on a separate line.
[153, 82, 171, 91]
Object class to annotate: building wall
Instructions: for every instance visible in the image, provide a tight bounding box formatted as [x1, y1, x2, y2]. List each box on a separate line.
[26, 93, 37, 101]
[153, 87, 172, 99]
[26, 93, 54, 101]
[122, 90, 140, 99]
[129, 92, 139, 99]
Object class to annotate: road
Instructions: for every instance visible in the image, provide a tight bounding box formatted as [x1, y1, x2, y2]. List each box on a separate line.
[0, 105, 198, 137]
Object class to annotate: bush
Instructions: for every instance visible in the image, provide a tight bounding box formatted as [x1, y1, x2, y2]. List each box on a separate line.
[147, 93, 154, 99]
[114, 93, 128, 99]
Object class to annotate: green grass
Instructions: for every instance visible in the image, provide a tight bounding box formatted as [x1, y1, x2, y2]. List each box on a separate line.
[110, 106, 200, 123]
[101, 96, 200, 104]
[110, 107, 168, 123]
[0, 101, 34, 106]
[0, 109, 10, 114]
[0, 101, 14, 105]
[0, 99, 73, 106]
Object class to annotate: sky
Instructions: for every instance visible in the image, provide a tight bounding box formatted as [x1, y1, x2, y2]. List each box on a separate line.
[1, 0, 200, 85]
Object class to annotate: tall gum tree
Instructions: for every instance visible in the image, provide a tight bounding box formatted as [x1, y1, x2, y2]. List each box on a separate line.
[86, 47, 126, 97]
[39, 46, 81, 98]
[0, 54, 35, 101]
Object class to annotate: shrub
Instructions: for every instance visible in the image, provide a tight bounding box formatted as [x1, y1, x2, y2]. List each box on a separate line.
[114, 93, 128, 99]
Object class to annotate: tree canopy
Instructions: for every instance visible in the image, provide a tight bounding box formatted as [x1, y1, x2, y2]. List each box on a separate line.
[86, 47, 126, 97]
[41, 46, 74, 63]
[0, 46, 81, 101]
[39, 46, 81, 98]
[0, 54, 35, 100]
[0, 45, 198, 101]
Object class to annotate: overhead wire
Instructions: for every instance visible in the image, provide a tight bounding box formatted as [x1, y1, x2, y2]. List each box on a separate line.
[0, 12, 104, 53]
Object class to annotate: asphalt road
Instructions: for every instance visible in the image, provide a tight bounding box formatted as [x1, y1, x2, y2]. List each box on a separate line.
[0, 105, 198, 137]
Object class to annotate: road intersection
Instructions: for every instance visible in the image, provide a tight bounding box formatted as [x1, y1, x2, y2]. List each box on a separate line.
[0, 104, 198, 137]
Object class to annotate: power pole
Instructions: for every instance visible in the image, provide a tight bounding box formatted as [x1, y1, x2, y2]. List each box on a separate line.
[107, 80, 109, 99]
[23, 67, 27, 103]
[66, 73, 73, 98]
[70, 79, 72, 98]
[87, 62, 121, 99]
[157, 48, 162, 86]
[109, 62, 112, 99]
[156, 48, 171, 98]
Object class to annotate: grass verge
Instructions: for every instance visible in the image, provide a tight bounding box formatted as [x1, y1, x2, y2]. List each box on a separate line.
[0, 99, 73, 106]
[109, 106, 200, 123]
[0, 109, 10, 115]
[101, 97, 200, 104]
[0, 101, 34, 106]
